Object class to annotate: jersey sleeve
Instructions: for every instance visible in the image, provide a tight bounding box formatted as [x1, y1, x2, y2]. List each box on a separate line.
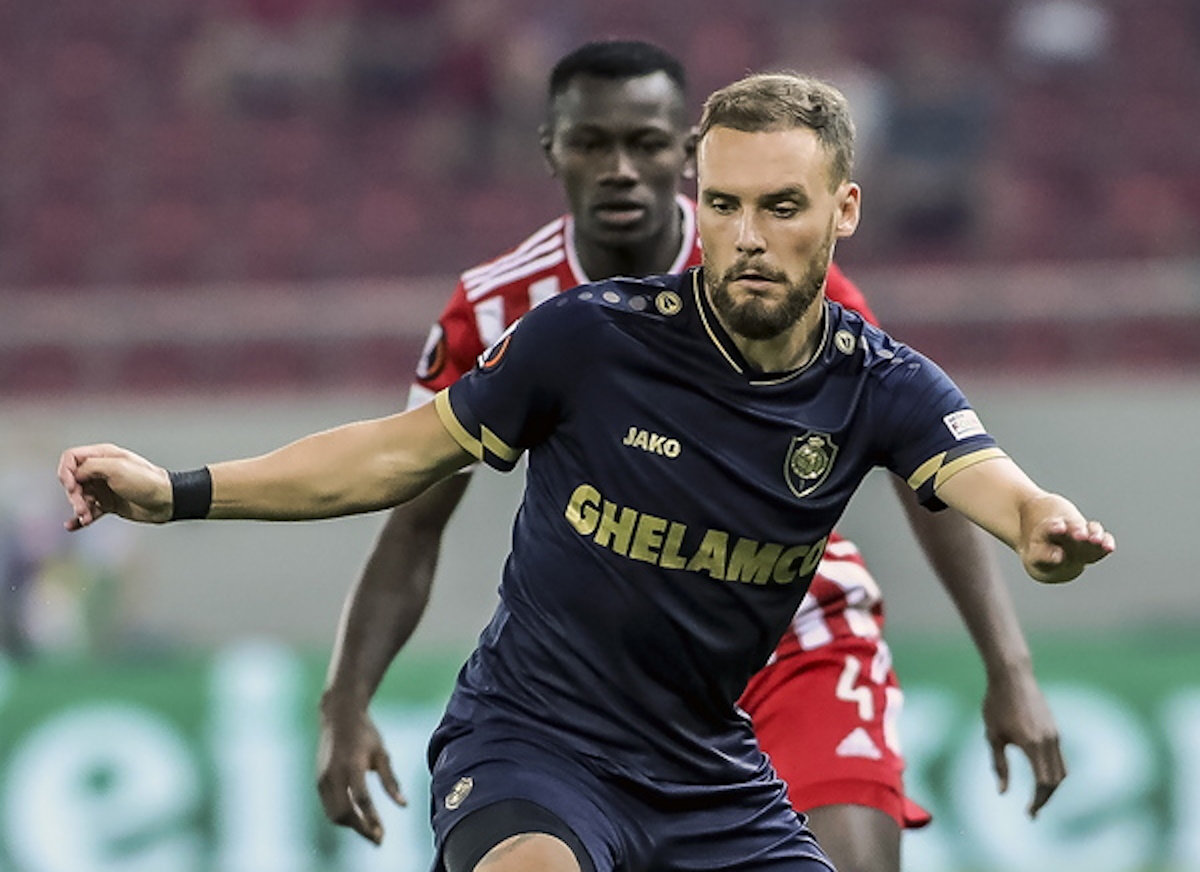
[824, 262, 879, 327]
[434, 295, 585, 472]
[406, 277, 488, 410]
[872, 349, 1003, 509]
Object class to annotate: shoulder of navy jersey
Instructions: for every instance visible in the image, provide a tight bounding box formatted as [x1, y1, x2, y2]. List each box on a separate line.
[822, 299, 927, 377]
[555, 270, 692, 320]
[474, 269, 691, 360]
[824, 301, 1003, 507]
[439, 270, 696, 472]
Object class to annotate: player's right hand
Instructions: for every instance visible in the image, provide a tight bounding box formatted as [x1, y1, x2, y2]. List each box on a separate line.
[57, 443, 172, 530]
[316, 695, 406, 844]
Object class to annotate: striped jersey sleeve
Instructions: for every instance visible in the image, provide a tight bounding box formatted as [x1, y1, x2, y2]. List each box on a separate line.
[406, 216, 574, 410]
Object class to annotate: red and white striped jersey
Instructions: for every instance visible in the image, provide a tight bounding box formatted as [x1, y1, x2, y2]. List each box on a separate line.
[406, 196, 886, 661]
[767, 533, 887, 663]
[407, 195, 702, 410]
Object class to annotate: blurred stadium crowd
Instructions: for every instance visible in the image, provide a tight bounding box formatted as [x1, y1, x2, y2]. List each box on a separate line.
[2, 0, 1198, 291]
[2, 0, 1198, 397]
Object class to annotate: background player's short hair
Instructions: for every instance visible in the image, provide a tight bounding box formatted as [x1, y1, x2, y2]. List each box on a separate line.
[698, 73, 856, 189]
[546, 39, 688, 120]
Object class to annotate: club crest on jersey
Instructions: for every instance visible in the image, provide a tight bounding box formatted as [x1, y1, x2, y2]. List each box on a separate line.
[444, 776, 473, 810]
[785, 432, 838, 498]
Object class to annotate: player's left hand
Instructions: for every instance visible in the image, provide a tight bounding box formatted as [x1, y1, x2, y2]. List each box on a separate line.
[983, 669, 1065, 818]
[1020, 503, 1115, 584]
[58, 443, 172, 529]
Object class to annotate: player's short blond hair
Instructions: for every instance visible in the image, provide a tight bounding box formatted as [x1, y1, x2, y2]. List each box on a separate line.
[698, 72, 855, 190]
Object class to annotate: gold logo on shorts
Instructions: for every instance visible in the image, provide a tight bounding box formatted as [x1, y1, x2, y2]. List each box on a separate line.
[655, 290, 683, 316]
[444, 776, 474, 810]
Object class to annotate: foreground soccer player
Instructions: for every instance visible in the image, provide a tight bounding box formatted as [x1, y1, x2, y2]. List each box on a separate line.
[59, 73, 1113, 872]
[320, 40, 1064, 872]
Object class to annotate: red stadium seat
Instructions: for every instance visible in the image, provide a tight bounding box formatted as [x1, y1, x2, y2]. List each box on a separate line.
[0, 345, 86, 395]
[140, 115, 220, 198]
[129, 196, 216, 286]
[23, 199, 102, 288]
[238, 194, 321, 281]
[38, 118, 111, 201]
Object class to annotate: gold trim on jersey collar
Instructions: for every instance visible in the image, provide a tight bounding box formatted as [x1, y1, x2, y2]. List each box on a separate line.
[691, 269, 830, 385]
[693, 269, 744, 374]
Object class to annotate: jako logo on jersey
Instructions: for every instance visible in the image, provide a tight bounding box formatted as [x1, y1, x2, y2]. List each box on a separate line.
[785, 432, 838, 498]
[565, 483, 827, 585]
[622, 427, 681, 457]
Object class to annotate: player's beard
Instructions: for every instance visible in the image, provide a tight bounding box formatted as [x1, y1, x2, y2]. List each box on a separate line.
[708, 230, 834, 341]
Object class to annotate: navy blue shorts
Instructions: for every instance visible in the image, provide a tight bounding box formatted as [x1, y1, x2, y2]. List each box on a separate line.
[428, 721, 834, 872]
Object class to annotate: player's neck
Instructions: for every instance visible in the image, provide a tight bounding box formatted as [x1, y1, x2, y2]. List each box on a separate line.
[575, 214, 684, 281]
[727, 294, 827, 374]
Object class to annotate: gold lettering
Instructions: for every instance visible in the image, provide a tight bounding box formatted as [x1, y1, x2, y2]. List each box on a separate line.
[564, 482, 826, 587]
[773, 537, 829, 584]
[594, 500, 638, 555]
[565, 484, 601, 535]
[632, 430, 649, 450]
[797, 536, 828, 577]
[659, 522, 689, 569]
[686, 530, 729, 580]
[773, 545, 807, 584]
[728, 539, 785, 585]
[622, 426, 638, 446]
[629, 513, 668, 563]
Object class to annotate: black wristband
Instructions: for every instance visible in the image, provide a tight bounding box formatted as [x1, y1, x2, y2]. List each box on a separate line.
[168, 467, 212, 521]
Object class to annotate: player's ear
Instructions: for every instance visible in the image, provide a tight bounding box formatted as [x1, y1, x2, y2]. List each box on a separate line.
[539, 124, 558, 177]
[835, 182, 861, 238]
[681, 127, 698, 180]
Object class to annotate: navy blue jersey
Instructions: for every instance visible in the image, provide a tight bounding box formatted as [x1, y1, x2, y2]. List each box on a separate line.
[431, 267, 1001, 785]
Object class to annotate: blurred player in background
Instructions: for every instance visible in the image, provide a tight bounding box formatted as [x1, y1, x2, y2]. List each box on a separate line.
[316, 40, 1065, 872]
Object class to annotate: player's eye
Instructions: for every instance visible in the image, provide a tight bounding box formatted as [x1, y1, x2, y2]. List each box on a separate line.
[633, 137, 671, 155]
[565, 136, 604, 153]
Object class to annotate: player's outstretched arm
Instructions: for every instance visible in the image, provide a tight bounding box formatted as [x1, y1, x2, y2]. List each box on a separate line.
[893, 478, 1065, 816]
[58, 402, 474, 529]
[933, 455, 1115, 585]
[317, 474, 471, 844]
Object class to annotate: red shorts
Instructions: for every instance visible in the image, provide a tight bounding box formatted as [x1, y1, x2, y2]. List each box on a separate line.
[739, 635, 931, 829]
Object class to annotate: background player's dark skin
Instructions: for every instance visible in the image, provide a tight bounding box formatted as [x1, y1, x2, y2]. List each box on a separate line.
[317, 44, 1066, 872]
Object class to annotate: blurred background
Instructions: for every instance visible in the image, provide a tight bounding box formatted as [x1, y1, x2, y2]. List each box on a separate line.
[2, 0, 1199, 870]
